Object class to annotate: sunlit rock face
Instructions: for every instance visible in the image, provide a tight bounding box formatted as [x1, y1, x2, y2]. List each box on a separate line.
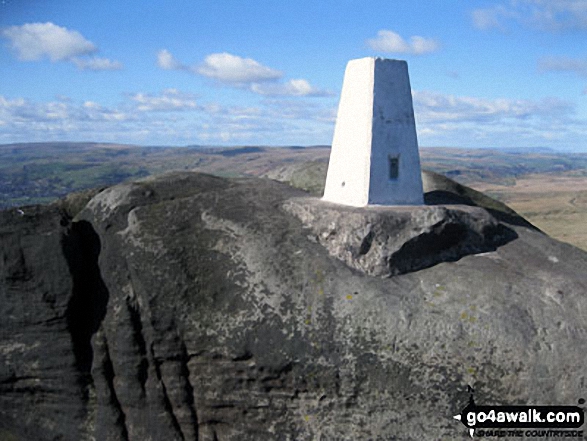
[1, 171, 587, 440]
[323, 57, 424, 207]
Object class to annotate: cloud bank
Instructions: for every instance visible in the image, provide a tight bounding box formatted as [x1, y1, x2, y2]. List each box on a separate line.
[412, 90, 585, 147]
[413, 91, 573, 123]
[1, 87, 584, 148]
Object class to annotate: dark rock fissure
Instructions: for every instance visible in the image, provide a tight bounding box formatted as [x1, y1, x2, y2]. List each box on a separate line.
[152, 348, 186, 441]
[181, 341, 200, 441]
[101, 337, 130, 441]
[126, 300, 149, 391]
[358, 230, 375, 256]
[4, 247, 32, 284]
[393, 220, 469, 264]
[0, 374, 34, 385]
[62, 220, 109, 378]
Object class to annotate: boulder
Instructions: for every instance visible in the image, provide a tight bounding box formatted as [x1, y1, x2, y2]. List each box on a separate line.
[1, 171, 586, 440]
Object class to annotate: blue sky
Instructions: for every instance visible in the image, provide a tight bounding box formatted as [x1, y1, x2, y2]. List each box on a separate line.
[1, 0, 586, 150]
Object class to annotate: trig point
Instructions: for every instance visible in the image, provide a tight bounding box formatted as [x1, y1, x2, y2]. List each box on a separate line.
[322, 57, 424, 206]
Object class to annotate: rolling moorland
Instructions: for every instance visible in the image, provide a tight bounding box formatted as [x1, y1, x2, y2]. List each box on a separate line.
[1, 142, 587, 250]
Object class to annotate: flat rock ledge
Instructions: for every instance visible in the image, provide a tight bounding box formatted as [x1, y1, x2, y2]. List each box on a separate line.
[283, 197, 518, 277]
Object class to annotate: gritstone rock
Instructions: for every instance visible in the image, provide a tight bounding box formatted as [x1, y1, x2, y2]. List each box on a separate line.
[1, 172, 586, 440]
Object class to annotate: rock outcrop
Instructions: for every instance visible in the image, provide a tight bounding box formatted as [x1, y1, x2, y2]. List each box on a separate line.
[1, 171, 587, 440]
[283, 198, 518, 277]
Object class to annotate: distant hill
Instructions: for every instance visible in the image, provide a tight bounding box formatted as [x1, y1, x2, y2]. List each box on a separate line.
[2, 142, 587, 249]
[2, 142, 587, 208]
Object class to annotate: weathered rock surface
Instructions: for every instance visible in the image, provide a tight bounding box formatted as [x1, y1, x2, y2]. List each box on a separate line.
[1, 171, 587, 440]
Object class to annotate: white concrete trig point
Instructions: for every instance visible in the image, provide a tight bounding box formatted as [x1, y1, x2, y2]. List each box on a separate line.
[322, 57, 424, 206]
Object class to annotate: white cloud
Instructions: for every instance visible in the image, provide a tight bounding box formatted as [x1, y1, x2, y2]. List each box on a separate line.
[366, 30, 439, 55]
[156, 50, 329, 98]
[250, 79, 331, 97]
[1, 22, 123, 72]
[72, 57, 123, 71]
[472, 0, 587, 32]
[1, 22, 97, 61]
[471, 6, 512, 31]
[196, 52, 282, 84]
[538, 56, 587, 77]
[130, 89, 199, 112]
[157, 49, 183, 70]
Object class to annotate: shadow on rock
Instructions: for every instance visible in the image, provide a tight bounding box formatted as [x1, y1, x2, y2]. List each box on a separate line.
[388, 213, 518, 275]
[62, 220, 109, 377]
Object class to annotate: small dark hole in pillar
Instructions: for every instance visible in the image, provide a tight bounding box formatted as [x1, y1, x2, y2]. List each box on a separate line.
[388, 155, 399, 180]
[341, 181, 345, 187]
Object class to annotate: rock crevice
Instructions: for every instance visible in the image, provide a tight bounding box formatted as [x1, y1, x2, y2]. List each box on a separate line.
[63, 219, 110, 376]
